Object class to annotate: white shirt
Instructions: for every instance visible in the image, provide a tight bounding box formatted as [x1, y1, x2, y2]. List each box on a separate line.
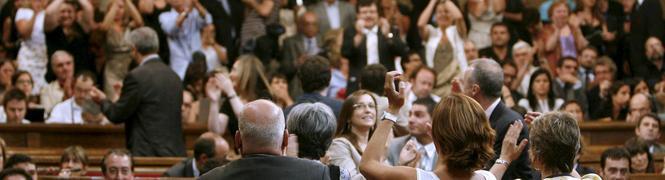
[363, 26, 380, 65]
[517, 66, 538, 97]
[411, 136, 436, 171]
[638, 0, 645, 6]
[15, 8, 45, 46]
[423, 25, 468, 71]
[324, 0, 341, 29]
[303, 37, 320, 56]
[517, 98, 564, 113]
[192, 159, 201, 177]
[46, 98, 83, 124]
[417, 169, 496, 180]
[485, 99, 501, 119]
[202, 46, 225, 72]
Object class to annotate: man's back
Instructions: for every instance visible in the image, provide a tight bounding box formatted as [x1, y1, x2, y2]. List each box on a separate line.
[102, 58, 186, 157]
[488, 102, 532, 180]
[200, 154, 332, 180]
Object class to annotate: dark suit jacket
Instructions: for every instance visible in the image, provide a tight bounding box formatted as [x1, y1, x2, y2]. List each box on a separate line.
[284, 93, 342, 119]
[163, 158, 196, 177]
[280, 34, 322, 79]
[486, 102, 533, 180]
[552, 79, 589, 117]
[102, 57, 186, 157]
[199, 0, 244, 65]
[342, 26, 408, 94]
[199, 154, 333, 180]
[630, 0, 665, 78]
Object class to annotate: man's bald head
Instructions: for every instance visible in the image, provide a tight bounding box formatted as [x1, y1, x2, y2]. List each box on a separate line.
[299, 11, 319, 38]
[629, 93, 652, 123]
[237, 100, 287, 155]
[200, 132, 230, 159]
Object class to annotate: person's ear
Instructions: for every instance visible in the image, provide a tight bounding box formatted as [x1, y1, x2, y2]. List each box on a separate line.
[282, 129, 289, 151]
[235, 130, 242, 154]
[472, 84, 481, 96]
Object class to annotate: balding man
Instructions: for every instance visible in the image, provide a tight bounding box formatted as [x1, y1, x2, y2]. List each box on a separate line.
[281, 12, 321, 82]
[90, 27, 185, 157]
[627, 93, 653, 123]
[164, 132, 229, 177]
[645, 37, 665, 84]
[200, 100, 338, 179]
[457, 59, 533, 180]
[41, 50, 75, 114]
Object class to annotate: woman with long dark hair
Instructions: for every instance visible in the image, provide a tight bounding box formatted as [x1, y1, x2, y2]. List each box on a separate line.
[518, 68, 564, 113]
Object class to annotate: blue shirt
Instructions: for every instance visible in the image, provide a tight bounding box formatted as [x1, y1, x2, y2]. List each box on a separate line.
[159, 8, 212, 78]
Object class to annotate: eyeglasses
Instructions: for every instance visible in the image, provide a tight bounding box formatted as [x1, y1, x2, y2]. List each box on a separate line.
[353, 103, 376, 110]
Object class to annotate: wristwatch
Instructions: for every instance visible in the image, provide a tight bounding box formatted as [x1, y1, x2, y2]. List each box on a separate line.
[381, 111, 398, 123]
[495, 159, 510, 166]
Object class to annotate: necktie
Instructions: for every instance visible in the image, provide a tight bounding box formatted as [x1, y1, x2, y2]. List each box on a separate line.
[418, 147, 428, 170]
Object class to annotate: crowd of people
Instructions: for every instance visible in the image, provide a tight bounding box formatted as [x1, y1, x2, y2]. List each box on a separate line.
[0, 0, 662, 179]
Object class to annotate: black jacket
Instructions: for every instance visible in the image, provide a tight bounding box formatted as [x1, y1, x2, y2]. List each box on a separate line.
[163, 158, 196, 177]
[102, 57, 186, 157]
[486, 102, 533, 180]
[200, 154, 334, 180]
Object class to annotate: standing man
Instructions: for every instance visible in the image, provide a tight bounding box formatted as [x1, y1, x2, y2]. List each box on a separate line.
[90, 27, 186, 157]
[342, 0, 407, 94]
[199, 0, 244, 66]
[456, 59, 532, 180]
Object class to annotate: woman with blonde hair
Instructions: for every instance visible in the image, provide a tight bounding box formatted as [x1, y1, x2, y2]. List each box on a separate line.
[360, 71, 528, 180]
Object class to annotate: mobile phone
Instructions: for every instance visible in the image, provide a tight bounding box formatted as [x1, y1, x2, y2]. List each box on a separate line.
[393, 79, 401, 92]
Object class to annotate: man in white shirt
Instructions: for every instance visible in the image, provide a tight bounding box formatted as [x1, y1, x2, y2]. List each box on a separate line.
[387, 98, 437, 171]
[0, 89, 31, 124]
[41, 50, 74, 115]
[47, 72, 107, 124]
[398, 66, 440, 128]
[341, 0, 407, 94]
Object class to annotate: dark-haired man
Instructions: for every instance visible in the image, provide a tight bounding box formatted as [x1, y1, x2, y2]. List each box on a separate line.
[0, 89, 30, 124]
[388, 98, 437, 171]
[284, 56, 342, 118]
[101, 149, 133, 180]
[600, 147, 630, 180]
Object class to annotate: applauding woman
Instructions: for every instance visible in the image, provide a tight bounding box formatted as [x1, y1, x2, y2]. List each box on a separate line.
[359, 71, 528, 180]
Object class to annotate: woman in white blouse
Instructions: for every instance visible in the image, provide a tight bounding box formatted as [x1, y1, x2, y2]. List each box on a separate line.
[15, 0, 48, 94]
[417, 0, 467, 97]
[518, 68, 564, 113]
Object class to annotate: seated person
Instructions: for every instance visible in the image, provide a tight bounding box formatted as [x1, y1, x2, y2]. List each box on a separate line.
[560, 100, 586, 122]
[3, 154, 36, 179]
[164, 135, 227, 177]
[46, 72, 108, 124]
[624, 138, 655, 173]
[633, 114, 665, 154]
[599, 147, 631, 180]
[0, 89, 31, 124]
[101, 149, 134, 180]
[0, 168, 33, 180]
[58, 146, 88, 177]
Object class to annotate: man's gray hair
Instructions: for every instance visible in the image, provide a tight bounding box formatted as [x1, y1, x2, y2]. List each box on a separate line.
[129, 27, 159, 55]
[469, 59, 503, 98]
[286, 103, 336, 159]
[238, 102, 286, 148]
[51, 50, 73, 61]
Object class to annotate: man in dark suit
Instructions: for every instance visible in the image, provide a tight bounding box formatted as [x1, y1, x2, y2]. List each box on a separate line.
[199, 0, 244, 66]
[200, 100, 336, 179]
[309, 0, 356, 34]
[91, 27, 186, 157]
[342, 0, 408, 94]
[387, 98, 438, 171]
[630, 0, 665, 78]
[164, 136, 219, 177]
[458, 59, 533, 180]
[553, 57, 588, 115]
[281, 12, 322, 97]
[284, 56, 342, 118]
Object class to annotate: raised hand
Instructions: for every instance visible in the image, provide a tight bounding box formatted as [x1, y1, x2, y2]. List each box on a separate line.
[399, 140, 421, 167]
[384, 71, 407, 110]
[499, 121, 528, 163]
[206, 76, 223, 102]
[523, 111, 542, 125]
[89, 87, 107, 103]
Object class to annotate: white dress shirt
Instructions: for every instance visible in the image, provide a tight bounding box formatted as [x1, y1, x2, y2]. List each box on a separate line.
[324, 0, 341, 29]
[363, 26, 380, 65]
[485, 98, 501, 118]
[517, 98, 564, 113]
[159, 8, 212, 79]
[303, 37, 320, 56]
[411, 136, 436, 171]
[46, 98, 84, 124]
